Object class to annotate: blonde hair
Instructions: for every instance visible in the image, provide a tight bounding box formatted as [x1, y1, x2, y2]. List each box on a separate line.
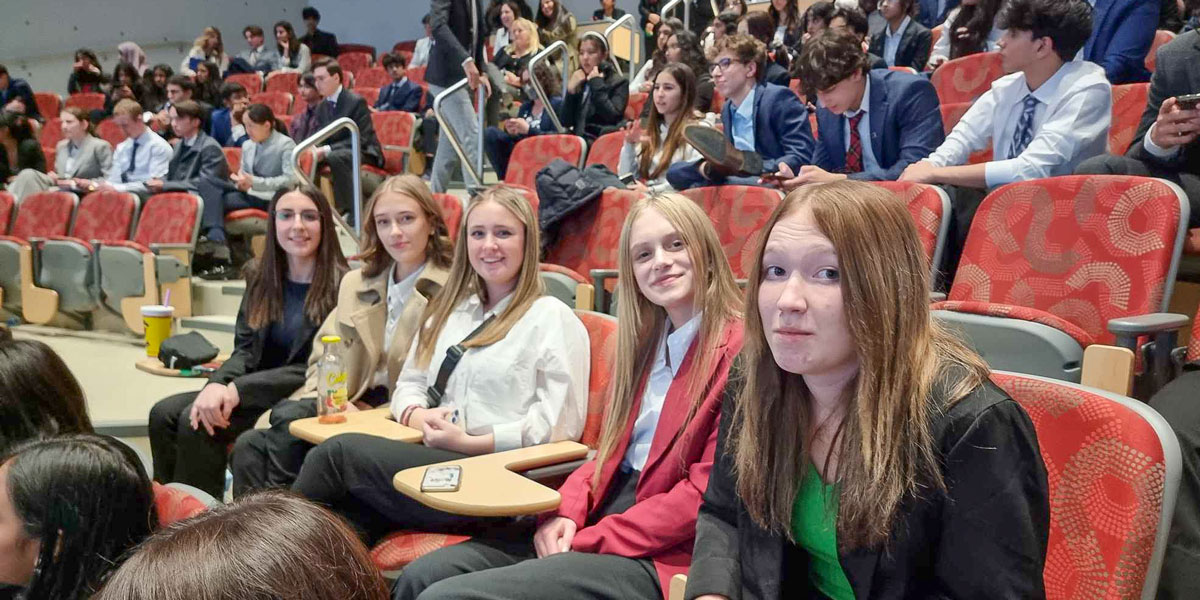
[507, 18, 543, 57]
[414, 185, 545, 368]
[732, 181, 990, 549]
[358, 175, 454, 278]
[591, 194, 742, 491]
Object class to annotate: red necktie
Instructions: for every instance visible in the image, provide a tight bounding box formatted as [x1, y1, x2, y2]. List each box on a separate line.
[844, 112, 865, 174]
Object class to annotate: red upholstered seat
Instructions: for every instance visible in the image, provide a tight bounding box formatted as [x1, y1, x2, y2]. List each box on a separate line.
[585, 130, 624, 173]
[355, 67, 391, 89]
[339, 51, 374, 76]
[504, 134, 587, 194]
[681, 185, 782, 278]
[6, 191, 76, 243]
[931, 52, 1004, 105]
[96, 119, 125, 148]
[372, 110, 417, 174]
[153, 482, 210, 525]
[991, 371, 1178, 600]
[64, 92, 106, 112]
[222, 147, 241, 174]
[250, 91, 292, 116]
[338, 43, 377, 59]
[68, 191, 138, 243]
[543, 187, 638, 286]
[226, 72, 263, 93]
[355, 86, 380, 108]
[868, 181, 949, 271]
[406, 66, 427, 85]
[264, 71, 300, 95]
[133, 193, 201, 247]
[33, 91, 62, 119]
[1109, 83, 1150, 155]
[433, 193, 463, 242]
[624, 92, 648, 122]
[939, 101, 994, 164]
[39, 118, 64, 147]
[0, 192, 13, 234]
[1145, 29, 1176, 73]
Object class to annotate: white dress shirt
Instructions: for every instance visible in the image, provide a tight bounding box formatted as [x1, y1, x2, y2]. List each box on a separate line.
[839, 76, 880, 173]
[104, 129, 173, 193]
[372, 262, 426, 387]
[618, 116, 712, 192]
[928, 8, 1005, 65]
[924, 60, 1112, 188]
[1143, 124, 1183, 159]
[731, 86, 757, 152]
[390, 293, 590, 452]
[621, 314, 701, 472]
[412, 37, 432, 68]
[883, 16, 911, 67]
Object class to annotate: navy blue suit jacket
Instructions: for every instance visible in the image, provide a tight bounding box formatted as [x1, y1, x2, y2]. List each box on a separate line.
[376, 79, 423, 113]
[517, 96, 563, 135]
[812, 70, 944, 181]
[719, 82, 814, 175]
[1084, 0, 1159, 84]
[917, 0, 959, 29]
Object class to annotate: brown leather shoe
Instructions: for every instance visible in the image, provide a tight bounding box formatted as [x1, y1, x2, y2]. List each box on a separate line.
[684, 125, 764, 177]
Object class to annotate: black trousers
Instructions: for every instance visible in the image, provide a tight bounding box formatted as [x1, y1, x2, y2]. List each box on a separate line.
[483, 126, 530, 180]
[148, 389, 272, 498]
[1149, 370, 1200, 599]
[392, 536, 660, 600]
[323, 150, 383, 218]
[197, 186, 270, 242]
[1076, 154, 1200, 227]
[230, 397, 319, 497]
[291, 433, 488, 544]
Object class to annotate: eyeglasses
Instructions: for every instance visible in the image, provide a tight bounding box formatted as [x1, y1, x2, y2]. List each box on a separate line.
[710, 57, 743, 74]
[273, 209, 321, 223]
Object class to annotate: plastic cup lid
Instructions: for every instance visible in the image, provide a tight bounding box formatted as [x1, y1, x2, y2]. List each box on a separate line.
[140, 305, 175, 317]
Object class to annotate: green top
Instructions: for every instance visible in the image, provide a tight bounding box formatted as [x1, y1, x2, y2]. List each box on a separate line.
[791, 462, 855, 600]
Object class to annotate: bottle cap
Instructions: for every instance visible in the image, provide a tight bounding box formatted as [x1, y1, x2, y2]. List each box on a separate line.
[321, 335, 342, 344]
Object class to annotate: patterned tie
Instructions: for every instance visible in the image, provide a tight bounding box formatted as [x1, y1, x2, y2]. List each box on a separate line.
[843, 112, 865, 174]
[1008, 94, 1039, 160]
[121, 139, 139, 183]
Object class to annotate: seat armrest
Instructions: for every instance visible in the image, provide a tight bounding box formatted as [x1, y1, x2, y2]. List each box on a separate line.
[149, 242, 195, 253]
[1107, 313, 1191, 337]
[930, 291, 947, 302]
[590, 268, 619, 312]
[1109, 312, 1192, 396]
[522, 458, 586, 484]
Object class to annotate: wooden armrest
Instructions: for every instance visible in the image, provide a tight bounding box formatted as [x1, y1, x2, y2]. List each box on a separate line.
[288, 406, 422, 445]
[392, 441, 589, 517]
[1081, 345, 1135, 397]
[669, 574, 688, 600]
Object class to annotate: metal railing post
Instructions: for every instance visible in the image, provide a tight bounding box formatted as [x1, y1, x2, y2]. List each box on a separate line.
[431, 78, 484, 188]
[604, 14, 642, 78]
[526, 41, 570, 133]
[290, 116, 362, 240]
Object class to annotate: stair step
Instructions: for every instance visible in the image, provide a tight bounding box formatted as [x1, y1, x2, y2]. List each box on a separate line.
[178, 315, 237, 353]
[191, 279, 244, 318]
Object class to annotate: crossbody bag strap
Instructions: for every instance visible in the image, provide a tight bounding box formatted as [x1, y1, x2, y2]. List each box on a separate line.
[426, 315, 496, 407]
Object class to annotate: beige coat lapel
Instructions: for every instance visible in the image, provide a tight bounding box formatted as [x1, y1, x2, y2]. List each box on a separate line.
[384, 264, 450, 387]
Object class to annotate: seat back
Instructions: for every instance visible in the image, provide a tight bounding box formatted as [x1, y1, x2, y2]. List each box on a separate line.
[355, 86, 380, 108]
[1146, 30, 1176, 73]
[64, 92, 106, 112]
[624, 92, 648, 121]
[574, 310, 619, 448]
[74, 191, 139, 241]
[356, 67, 391, 88]
[948, 175, 1188, 346]
[939, 102, 993, 164]
[372, 110, 417, 173]
[40, 118, 64, 147]
[868, 181, 951, 275]
[584, 130, 624, 172]
[931, 52, 1004, 104]
[682, 185, 782, 278]
[433, 193, 463, 242]
[339, 51, 374, 76]
[545, 187, 638, 280]
[152, 482, 212, 525]
[888, 66, 918, 75]
[338, 43, 377, 58]
[96, 119, 125, 148]
[11, 191, 77, 240]
[504, 134, 587, 193]
[0, 192, 14, 234]
[133, 193, 202, 246]
[406, 66, 427, 85]
[222, 147, 242, 174]
[991, 371, 1180, 600]
[42, 146, 56, 173]
[33, 92, 62, 119]
[1110, 83, 1150, 155]
[710, 88, 724, 113]
[226, 72, 263, 93]
[250, 91, 292, 116]
[264, 71, 300, 95]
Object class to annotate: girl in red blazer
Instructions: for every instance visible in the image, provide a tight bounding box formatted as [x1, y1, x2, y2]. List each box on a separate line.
[393, 193, 745, 600]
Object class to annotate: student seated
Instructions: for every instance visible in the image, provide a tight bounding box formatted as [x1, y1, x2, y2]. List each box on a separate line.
[0, 435, 157, 599]
[868, 0, 933, 70]
[208, 82, 251, 147]
[536, 0, 580, 68]
[143, 101, 229, 205]
[376, 52, 424, 113]
[771, 31, 942, 187]
[0, 328, 94, 453]
[1083, 0, 1157, 84]
[484, 63, 564, 180]
[926, 0, 1004, 69]
[561, 33, 629, 142]
[87, 100, 173, 197]
[664, 30, 715, 113]
[828, 5, 889, 69]
[96, 490, 389, 600]
[685, 181, 1050, 600]
[236, 25, 282, 73]
[665, 34, 814, 191]
[149, 185, 349, 498]
[411, 14, 433, 68]
[274, 20, 313, 74]
[769, 0, 805, 49]
[141, 64, 173, 113]
[393, 192, 744, 600]
[289, 73, 327, 142]
[67, 48, 108, 96]
[196, 103, 298, 280]
[0, 64, 40, 120]
[300, 7, 340, 58]
[630, 18, 683, 94]
[739, 12, 794, 86]
[900, 0, 1108, 282]
[153, 75, 214, 138]
[593, 0, 626, 20]
[0, 113, 44, 192]
[1144, 364, 1200, 598]
[491, 17, 541, 98]
[231, 175, 453, 495]
[193, 60, 223, 107]
[7, 107, 113, 201]
[311, 59, 385, 220]
[619, 63, 711, 193]
[103, 62, 146, 118]
[291, 185, 590, 543]
[180, 27, 230, 75]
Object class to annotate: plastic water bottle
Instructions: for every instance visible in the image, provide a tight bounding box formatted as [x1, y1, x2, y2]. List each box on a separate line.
[317, 335, 349, 423]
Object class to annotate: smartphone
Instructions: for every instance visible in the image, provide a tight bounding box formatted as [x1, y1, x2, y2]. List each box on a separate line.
[421, 465, 462, 492]
[619, 173, 637, 185]
[1177, 93, 1200, 110]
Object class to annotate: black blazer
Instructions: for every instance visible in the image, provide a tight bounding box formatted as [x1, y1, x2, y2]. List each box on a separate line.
[869, 19, 934, 72]
[1128, 30, 1200, 169]
[0, 139, 46, 186]
[592, 7, 627, 20]
[686, 375, 1051, 600]
[163, 131, 228, 190]
[328, 88, 384, 168]
[207, 288, 324, 412]
[561, 62, 628, 141]
[428, 0, 487, 89]
[300, 29, 340, 57]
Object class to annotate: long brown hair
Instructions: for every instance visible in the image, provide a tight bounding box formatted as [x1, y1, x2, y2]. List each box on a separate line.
[359, 175, 454, 278]
[732, 181, 989, 549]
[638, 63, 699, 181]
[413, 185, 544, 368]
[245, 184, 348, 329]
[94, 490, 388, 600]
[591, 194, 742, 491]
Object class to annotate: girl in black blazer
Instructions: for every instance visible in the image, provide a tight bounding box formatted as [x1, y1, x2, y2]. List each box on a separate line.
[686, 182, 1050, 600]
[560, 33, 628, 142]
[148, 184, 348, 498]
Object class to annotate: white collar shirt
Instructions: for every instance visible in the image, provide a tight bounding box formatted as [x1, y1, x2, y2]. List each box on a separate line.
[620, 313, 702, 472]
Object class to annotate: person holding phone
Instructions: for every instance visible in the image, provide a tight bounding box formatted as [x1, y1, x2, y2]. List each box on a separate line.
[618, 63, 711, 193]
[483, 64, 564, 180]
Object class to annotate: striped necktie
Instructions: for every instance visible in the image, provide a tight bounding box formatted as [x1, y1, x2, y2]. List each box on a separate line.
[1007, 94, 1039, 160]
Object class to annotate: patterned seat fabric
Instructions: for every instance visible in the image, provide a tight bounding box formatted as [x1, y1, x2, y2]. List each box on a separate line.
[433, 193, 463, 242]
[504, 134, 586, 194]
[250, 91, 292, 116]
[544, 188, 637, 287]
[3, 191, 76, 242]
[355, 87, 380, 109]
[339, 51, 374, 76]
[222, 147, 242, 175]
[96, 119, 125, 148]
[64, 191, 136, 244]
[152, 482, 209, 525]
[372, 110, 417, 174]
[264, 71, 300, 95]
[0, 192, 13, 234]
[937, 175, 1184, 347]
[681, 185, 783, 278]
[624, 92, 648, 122]
[34, 92, 62, 120]
[226, 72, 263, 93]
[939, 102, 994, 164]
[584, 130, 624, 173]
[869, 181, 946, 267]
[406, 66, 427, 85]
[991, 372, 1172, 600]
[39, 118, 64, 147]
[132, 193, 201, 248]
[64, 92, 106, 113]
[355, 67, 390, 89]
[931, 52, 1004, 105]
[1109, 84, 1150, 155]
[1145, 30, 1176, 73]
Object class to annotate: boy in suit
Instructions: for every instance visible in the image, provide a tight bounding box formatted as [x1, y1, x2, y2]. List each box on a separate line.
[311, 59, 384, 220]
[666, 34, 815, 190]
[1083, 0, 1158, 84]
[238, 25, 282, 73]
[774, 30, 943, 187]
[0, 65, 40, 121]
[375, 52, 423, 113]
[868, 0, 933, 71]
[209, 82, 251, 147]
[300, 7, 340, 57]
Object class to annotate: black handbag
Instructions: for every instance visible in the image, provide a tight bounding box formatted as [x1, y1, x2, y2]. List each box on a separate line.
[426, 316, 495, 407]
[157, 331, 220, 370]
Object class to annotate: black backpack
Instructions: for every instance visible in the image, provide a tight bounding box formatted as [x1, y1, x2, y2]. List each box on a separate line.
[535, 159, 624, 253]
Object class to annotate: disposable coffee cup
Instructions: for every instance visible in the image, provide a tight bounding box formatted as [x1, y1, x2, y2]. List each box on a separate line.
[141, 305, 175, 357]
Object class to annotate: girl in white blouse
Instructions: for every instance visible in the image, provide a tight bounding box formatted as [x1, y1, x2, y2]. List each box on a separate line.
[292, 184, 591, 543]
[619, 63, 710, 194]
[926, 0, 1005, 69]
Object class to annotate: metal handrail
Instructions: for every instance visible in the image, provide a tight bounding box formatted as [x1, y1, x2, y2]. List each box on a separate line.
[432, 78, 486, 189]
[526, 41, 570, 133]
[660, 0, 690, 30]
[604, 14, 642, 78]
[290, 116, 362, 239]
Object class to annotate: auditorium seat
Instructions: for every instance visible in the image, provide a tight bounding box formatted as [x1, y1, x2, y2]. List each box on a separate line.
[0, 191, 77, 314]
[1109, 83, 1150, 155]
[354, 86, 380, 108]
[371, 110, 416, 174]
[96, 119, 125, 148]
[64, 92, 106, 113]
[583, 130, 623, 173]
[868, 181, 951, 279]
[930, 52, 1004, 105]
[504, 134, 587, 195]
[264, 71, 300, 95]
[338, 51, 374, 77]
[0, 191, 13, 234]
[226, 72, 263, 93]
[1146, 29, 1176, 74]
[888, 66, 918, 75]
[433, 193, 463, 242]
[39, 117, 63, 147]
[406, 66, 427, 86]
[625, 92, 648, 122]
[355, 66, 390, 89]
[338, 43, 377, 60]
[939, 102, 994, 164]
[33, 91, 62, 119]
[222, 147, 241, 174]
[544, 187, 640, 312]
[931, 175, 1189, 382]
[681, 185, 783, 278]
[153, 482, 217, 525]
[250, 91, 293, 116]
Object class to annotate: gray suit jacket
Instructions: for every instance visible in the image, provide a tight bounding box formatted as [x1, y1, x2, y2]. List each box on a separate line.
[55, 135, 113, 179]
[237, 47, 281, 72]
[1128, 30, 1200, 170]
[242, 131, 297, 200]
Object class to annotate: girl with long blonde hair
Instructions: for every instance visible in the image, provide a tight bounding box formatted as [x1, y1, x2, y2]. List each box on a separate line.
[687, 181, 1050, 600]
[292, 185, 590, 543]
[393, 193, 744, 600]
